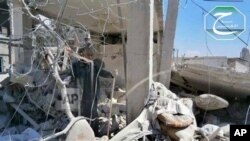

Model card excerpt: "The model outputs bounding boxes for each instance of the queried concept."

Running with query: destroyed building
[0,0,249,141]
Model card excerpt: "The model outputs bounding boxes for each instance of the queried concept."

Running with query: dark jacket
[72,59,112,135]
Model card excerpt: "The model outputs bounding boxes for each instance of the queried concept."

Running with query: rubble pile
[0,2,248,141]
[98,78,126,136]
[109,82,233,141]
[0,11,127,140]
[0,71,245,141]
[0,60,244,141]
[0,74,126,140]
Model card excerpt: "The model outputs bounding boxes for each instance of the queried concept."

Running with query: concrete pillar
[126,0,152,123]
[8,0,22,64]
[154,0,164,82]
[9,0,32,66]
[158,0,179,88]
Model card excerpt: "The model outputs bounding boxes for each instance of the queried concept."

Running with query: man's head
[78,47,94,60]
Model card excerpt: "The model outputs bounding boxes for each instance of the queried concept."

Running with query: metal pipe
[107,70,118,136]
[149,0,154,89]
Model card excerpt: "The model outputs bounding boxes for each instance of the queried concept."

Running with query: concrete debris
[96,136,109,141]
[153,82,179,100]
[110,82,197,141]
[98,102,126,116]
[0,67,238,141]
[194,94,229,110]
[172,57,250,97]
[98,96,126,136]
[219,124,230,138]
[0,128,41,141]
[39,120,55,130]
[195,124,229,141]
[0,12,98,140]
[9,72,33,86]
[1,125,27,136]
[113,89,126,104]
[99,77,126,104]
[199,124,224,138]
[1,69,235,141]
[152,82,197,141]
[0,2,246,140]
[110,81,235,141]
[110,108,159,141]
[65,119,96,141]
[99,115,126,136]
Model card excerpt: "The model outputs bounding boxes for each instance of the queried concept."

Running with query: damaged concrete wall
[98,43,159,89]
[178,57,228,68]
[99,44,125,88]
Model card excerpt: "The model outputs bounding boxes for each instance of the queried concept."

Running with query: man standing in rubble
[72,47,113,136]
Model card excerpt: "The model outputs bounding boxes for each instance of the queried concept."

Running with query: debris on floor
[0,71,242,141]
[0,128,41,141]
[0,1,247,140]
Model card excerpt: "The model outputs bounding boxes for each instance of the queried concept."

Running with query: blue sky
[163,0,250,57]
